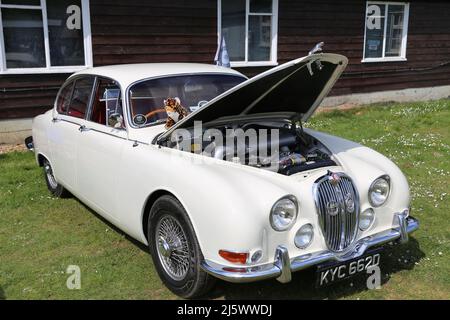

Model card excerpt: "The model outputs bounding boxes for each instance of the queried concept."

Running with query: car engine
[168,120,337,176]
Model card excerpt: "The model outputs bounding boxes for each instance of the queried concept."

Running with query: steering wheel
[144,108,166,119]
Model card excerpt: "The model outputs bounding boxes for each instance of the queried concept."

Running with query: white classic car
[27,52,419,298]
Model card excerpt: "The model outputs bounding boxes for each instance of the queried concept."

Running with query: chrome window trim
[54,74,96,120]
[85,75,127,133]
[54,79,75,116]
[54,74,129,138]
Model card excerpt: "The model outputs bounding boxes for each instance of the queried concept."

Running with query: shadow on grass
[76,200,149,253]
[75,197,425,299]
[205,238,424,300]
[0,287,5,300]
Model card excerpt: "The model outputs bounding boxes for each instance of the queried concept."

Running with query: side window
[67,77,95,119]
[56,81,74,114]
[89,78,124,128]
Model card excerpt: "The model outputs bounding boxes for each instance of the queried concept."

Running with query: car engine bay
[165,118,337,176]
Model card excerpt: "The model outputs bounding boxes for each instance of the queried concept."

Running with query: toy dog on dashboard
[164,97,189,129]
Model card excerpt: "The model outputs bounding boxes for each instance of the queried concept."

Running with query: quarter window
[67,77,94,119]
[218,0,278,67]
[56,81,74,114]
[363,1,409,62]
[0,0,93,74]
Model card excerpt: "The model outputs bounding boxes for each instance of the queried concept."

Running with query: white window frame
[0,0,93,74]
[217,0,278,68]
[362,1,410,63]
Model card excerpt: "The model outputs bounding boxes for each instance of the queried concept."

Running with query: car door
[49,76,95,192]
[76,77,127,223]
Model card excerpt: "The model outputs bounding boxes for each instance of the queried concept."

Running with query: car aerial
[26,52,419,298]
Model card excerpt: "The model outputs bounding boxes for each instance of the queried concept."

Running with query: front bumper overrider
[201,213,419,283]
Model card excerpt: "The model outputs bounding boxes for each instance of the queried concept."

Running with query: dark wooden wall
[1,0,449,120]
[274,0,450,96]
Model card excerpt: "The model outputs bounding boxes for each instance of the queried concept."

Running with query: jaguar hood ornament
[328,171,341,186]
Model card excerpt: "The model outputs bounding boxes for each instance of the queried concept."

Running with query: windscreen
[128,74,246,127]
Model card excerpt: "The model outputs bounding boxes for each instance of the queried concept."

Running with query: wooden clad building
[0,0,449,125]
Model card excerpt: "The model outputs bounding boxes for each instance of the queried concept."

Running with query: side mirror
[108,113,124,129]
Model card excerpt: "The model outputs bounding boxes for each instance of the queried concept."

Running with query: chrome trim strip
[201,214,419,283]
[80,127,128,141]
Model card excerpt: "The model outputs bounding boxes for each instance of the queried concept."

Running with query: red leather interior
[68,108,84,118]
[90,87,106,125]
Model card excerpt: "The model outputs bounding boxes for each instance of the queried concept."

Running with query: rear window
[128,74,245,127]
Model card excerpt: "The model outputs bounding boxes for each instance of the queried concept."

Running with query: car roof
[70,63,246,88]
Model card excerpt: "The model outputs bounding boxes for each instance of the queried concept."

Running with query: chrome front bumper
[201,213,419,283]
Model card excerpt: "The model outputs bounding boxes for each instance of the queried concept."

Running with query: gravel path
[0,144,27,154]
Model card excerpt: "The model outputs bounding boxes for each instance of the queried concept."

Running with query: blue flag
[214,36,230,68]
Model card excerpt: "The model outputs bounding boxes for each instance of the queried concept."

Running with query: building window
[0,0,92,74]
[363,1,409,62]
[218,0,278,67]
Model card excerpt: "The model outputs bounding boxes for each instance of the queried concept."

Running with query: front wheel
[148,195,215,298]
[42,159,70,198]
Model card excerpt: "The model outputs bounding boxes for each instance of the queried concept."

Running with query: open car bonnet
[158,53,348,142]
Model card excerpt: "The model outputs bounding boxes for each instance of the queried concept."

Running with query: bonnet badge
[328,171,341,186]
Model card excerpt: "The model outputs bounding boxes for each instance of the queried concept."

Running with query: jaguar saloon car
[27,52,419,298]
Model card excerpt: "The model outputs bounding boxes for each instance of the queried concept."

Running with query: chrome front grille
[313,173,360,252]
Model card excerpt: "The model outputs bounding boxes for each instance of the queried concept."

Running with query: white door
[75,77,128,223]
[49,76,96,192]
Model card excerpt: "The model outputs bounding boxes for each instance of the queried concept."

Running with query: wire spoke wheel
[155,214,190,281]
[44,162,58,189]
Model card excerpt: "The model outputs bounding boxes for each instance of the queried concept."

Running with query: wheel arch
[142,189,197,243]
[37,153,46,167]
[37,152,55,172]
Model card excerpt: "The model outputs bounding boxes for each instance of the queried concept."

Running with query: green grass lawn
[0,99,449,300]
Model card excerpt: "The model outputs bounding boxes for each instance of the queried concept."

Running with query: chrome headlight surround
[368,175,391,207]
[270,195,298,232]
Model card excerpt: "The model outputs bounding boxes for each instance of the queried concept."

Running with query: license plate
[316,251,381,287]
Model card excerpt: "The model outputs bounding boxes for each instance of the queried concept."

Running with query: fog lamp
[359,208,375,231]
[294,224,314,249]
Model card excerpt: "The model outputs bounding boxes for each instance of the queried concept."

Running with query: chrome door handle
[78,125,91,132]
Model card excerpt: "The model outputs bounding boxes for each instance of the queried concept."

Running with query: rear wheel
[42,159,70,198]
[148,195,215,298]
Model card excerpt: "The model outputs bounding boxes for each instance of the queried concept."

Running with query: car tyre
[148,195,215,298]
[42,159,70,198]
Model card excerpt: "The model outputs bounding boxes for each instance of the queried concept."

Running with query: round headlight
[270,196,298,231]
[369,176,390,207]
[294,224,314,249]
[359,208,375,230]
